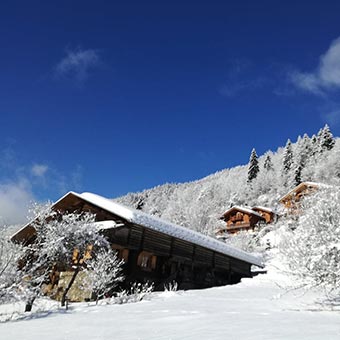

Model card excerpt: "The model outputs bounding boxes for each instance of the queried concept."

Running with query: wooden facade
[251,207,276,224]
[11,192,263,301]
[216,206,266,236]
[279,182,319,214]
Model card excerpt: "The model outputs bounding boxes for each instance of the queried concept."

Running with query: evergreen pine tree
[282,139,293,174]
[316,127,323,152]
[294,133,311,172]
[294,164,302,186]
[319,124,335,151]
[247,148,259,183]
[263,154,274,171]
[301,133,312,160]
[311,134,318,156]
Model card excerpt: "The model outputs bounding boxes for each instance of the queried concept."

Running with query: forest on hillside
[116,125,339,235]
[2,124,340,315]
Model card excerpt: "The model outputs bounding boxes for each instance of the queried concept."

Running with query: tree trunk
[25,297,36,312]
[61,267,80,307]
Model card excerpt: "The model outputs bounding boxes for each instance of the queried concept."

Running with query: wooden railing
[227,222,251,229]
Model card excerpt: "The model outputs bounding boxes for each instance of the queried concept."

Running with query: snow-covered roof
[252,206,276,214]
[278,182,326,202]
[77,192,263,267]
[11,191,263,267]
[93,220,125,230]
[221,206,264,219]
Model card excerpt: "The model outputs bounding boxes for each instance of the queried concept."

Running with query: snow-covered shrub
[83,248,124,304]
[164,281,178,292]
[0,230,24,303]
[279,187,340,295]
[224,225,272,254]
[112,282,154,304]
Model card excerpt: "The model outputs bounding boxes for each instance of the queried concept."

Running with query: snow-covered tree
[247,148,259,183]
[293,164,302,186]
[279,187,340,295]
[282,139,293,175]
[19,206,118,310]
[318,124,335,152]
[0,230,24,302]
[281,139,295,188]
[263,154,274,171]
[298,134,311,166]
[292,134,311,185]
[310,134,318,156]
[115,127,339,236]
[84,248,124,304]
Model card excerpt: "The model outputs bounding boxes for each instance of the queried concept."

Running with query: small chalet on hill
[217,206,266,236]
[12,192,263,300]
[279,182,321,214]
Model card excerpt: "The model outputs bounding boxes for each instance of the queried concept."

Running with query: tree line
[247,124,335,187]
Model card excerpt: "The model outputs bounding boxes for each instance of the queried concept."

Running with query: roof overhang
[221,206,265,220]
[279,182,320,203]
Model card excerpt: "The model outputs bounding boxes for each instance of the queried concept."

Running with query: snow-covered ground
[1,266,340,340]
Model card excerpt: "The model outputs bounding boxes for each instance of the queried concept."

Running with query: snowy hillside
[1,263,340,339]
[115,126,340,235]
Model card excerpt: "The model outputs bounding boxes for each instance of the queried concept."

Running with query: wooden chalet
[279,182,320,214]
[251,206,277,224]
[11,192,263,300]
[216,206,266,236]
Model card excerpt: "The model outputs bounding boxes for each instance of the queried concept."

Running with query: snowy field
[1,267,340,340]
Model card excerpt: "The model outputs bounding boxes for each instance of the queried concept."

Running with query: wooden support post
[139,228,145,250]
[126,226,132,246]
[169,237,174,257]
[191,245,196,270]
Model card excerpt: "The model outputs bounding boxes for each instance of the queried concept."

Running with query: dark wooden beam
[169,237,174,257]
[139,228,146,250]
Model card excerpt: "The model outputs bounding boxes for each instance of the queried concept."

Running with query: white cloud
[220,58,270,97]
[0,181,34,226]
[220,77,267,97]
[0,141,85,227]
[325,109,340,126]
[55,48,100,83]
[0,162,83,227]
[53,165,83,195]
[291,37,340,95]
[31,164,48,177]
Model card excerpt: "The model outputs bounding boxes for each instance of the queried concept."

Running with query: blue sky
[1,0,340,223]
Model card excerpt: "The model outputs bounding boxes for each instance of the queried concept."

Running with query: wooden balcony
[216,222,253,235]
[227,223,252,233]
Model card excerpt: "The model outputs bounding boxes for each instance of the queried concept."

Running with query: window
[72,244,93,265]
[236,212,243,220]
[111,245,129,262]
[137,251,157,271]
[119,249,129,262]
